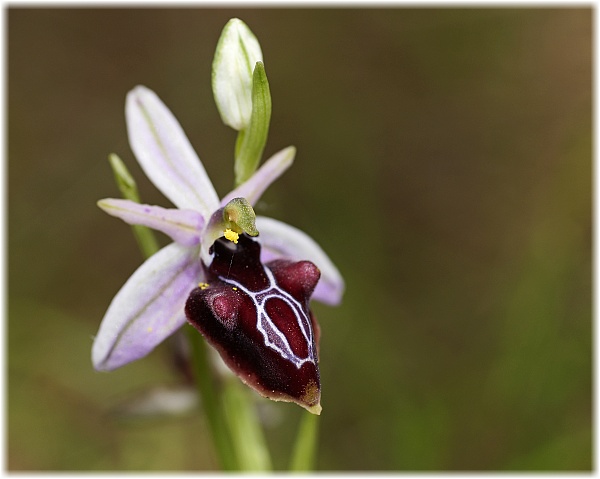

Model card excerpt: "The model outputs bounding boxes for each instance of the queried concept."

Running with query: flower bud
[212,18,263,130]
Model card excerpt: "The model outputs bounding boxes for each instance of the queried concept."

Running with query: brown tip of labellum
[301,379,322,415]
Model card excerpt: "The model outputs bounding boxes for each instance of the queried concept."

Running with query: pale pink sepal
[98,198,203,247]
[255,216,345,306]
[92,242,202,371]
[126,85,220,217]
[220,146,295,207]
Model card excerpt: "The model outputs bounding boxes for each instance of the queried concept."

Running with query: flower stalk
[289,412,320,471]
[186,325,239,470]
[222,377,272,471]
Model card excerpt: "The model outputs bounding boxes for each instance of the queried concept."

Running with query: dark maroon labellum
[185,234,322,414]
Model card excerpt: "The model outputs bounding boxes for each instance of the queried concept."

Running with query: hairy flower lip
[186,235,323,414]
[93,86,344,372]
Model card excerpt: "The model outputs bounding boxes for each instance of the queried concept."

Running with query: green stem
[289,412,319,471]
[186,326,238,471]
[222,377,272,471]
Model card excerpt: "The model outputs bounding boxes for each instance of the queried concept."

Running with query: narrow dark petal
[185,234,323,414]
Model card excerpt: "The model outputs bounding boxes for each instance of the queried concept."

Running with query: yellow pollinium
[224,228,239,244]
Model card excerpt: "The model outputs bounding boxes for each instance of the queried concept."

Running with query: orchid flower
[92,85,344,413]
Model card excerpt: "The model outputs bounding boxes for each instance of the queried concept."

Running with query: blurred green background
[8,7,591,471]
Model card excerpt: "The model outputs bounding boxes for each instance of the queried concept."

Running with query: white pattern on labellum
[218,268,316,369]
